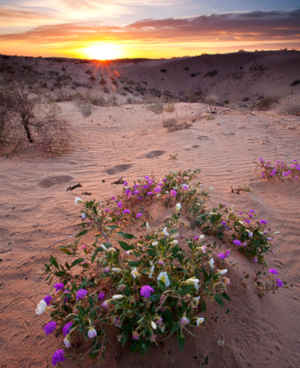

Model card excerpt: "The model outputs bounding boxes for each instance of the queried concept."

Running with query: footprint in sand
[105,164,133,175]
[39,175,73,188]
[144,150,166,159]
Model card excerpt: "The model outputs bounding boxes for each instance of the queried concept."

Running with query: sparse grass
[147,103,164,114]
[74,98,93,117]
[163,118,193,132]
[164,103,175,113]
[255,97,279,111]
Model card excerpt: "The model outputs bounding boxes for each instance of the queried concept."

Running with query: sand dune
[0,52,300,367]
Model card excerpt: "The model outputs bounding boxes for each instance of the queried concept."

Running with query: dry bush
[164,103,175,113]
[162,118,192,132]
[74,97,93,117]
[147,103,164,114]
[255,96,279,111]
[0,83,70,156]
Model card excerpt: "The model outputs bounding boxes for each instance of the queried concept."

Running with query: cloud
[0,8,299,57]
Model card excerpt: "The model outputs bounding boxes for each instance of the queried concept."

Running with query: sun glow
[82,43,124,60]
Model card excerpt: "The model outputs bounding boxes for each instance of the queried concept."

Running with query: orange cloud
[0,9,299,58]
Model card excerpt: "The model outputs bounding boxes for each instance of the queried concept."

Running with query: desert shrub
[255,97,278,111]
[0,84,70,155]
[162,118,192,132]
[37,170,284,365]
[257,158,300,180]
[147,103,164,114]
[76,101,92,117]
[290,80,300,87]
[164,103,175,113]
[204,70,218,78]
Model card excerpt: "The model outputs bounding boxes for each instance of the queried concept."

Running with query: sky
[0,0,299,59]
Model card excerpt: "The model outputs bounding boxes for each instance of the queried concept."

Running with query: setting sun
[82,43,124,60]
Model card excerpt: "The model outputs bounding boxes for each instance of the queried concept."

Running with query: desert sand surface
[0,52,300,367]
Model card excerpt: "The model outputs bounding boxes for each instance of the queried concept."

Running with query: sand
[0,52,300,367]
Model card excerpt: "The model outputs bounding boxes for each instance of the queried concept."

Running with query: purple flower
[271,168,277,176]
[147,191,153,196]
[218,249,231,260]
[276,278,284,288]
[43,295,52,306]
[98,292,105,300]
[221,221,227,226]
[193,235,199,241]
[154,186,161,193]
[233,239,242,246]
[259,157,264,164]
[269,268,279,275]
[54,283,64,292]
[52,349,65,366]
[111,196,116,201]
[123,181,128,186]
[123,208,131,214]
[63,321,73,337]
[253,256,258,263]
[182,184,189,190]
[170,189,177,197]
[140,285,154,298]
[44,321,57,336]
[144,176,150,180]
[117,201,122,208]
[133,190,139,195]
[143,184,150,189]
[260,219,268,225]
[104,208,110,213]
[132,331,140,340]
[244,218,251,224]
[136,212,142,218]
[76,288,88,300]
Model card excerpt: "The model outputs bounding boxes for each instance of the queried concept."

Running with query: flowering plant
[257,158,300,180]
[37,170,284,366]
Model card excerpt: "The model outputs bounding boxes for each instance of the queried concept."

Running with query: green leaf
[214,294,224,306]
[222,292,231,301]
[70,258,84,268]
[76,229,88,238]
[119,241,134,251]
[59,247,73,255]
[50,256,59,269]
[118,231,135,239]
[128,261,141,267]
[177,335,185,350]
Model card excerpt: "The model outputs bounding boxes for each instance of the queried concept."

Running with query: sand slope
[0,100,300,367]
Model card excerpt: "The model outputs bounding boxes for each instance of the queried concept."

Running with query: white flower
[81,212,86,220]
[111,267,122,273]
[152,241,158,246]
[209,258,215,270]
[180,316,190,327]
[151,321,157,330]
[218,269,228,276]
[200,245,207,254]
[171,239,178,245]
[100,243,107,251]
[196,317,205,326]
[238,221,245,226]
[74,196,82,205]
[157,271,170,287]
[162,227,169,237]
[35,299,47,315]
[193,296,201,307]
[131,268,140,279]
[274,231,280,235]
[199,234,205,240]
[149,264,155,278]
[146,222,151,231]
[209,186,214,191]
[107,247,116,253]
[246,230,253,238]
[112,294,124,300]
[176,203,182,212]
[184,277,200,291]
[64,337,71,348]
[88,327,97,339]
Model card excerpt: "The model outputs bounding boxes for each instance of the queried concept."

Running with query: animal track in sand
[39,175,73,188]
[144,150,166,158]
[105,164,133,175]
